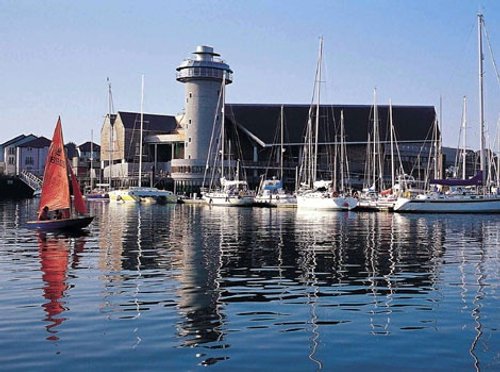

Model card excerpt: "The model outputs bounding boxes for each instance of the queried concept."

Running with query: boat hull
[203,192,254,206]
[254,194,297,208]
[26,216,94,231]
[129,187,178,204]
[296,193,358,210]
[394,194,500,213]
[0,176,35,200]
[108,189,140,203]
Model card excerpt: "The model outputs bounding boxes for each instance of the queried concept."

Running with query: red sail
[68,158,88,215]
[38,117,71,216]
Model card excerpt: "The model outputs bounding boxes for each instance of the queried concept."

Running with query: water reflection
[37,231,86,341]
[8,199,495,370]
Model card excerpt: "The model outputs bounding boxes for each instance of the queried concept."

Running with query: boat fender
[276,195,279,200]
[209,198,213,204]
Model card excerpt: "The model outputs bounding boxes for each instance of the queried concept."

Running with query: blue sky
[1,0,500,148]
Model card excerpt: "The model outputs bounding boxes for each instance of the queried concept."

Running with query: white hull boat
[296,191,358,211]
[394,192,500,213]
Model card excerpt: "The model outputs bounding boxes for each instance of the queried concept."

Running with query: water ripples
[0,200,499,370]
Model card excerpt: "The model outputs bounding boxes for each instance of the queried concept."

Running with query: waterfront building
[16,136,51,176]
[0,134,39,175]
[100,111,177,188]
[97,45,440,195]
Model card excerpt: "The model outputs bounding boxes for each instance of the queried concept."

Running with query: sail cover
[38,117,71,214]
[430,171,483,186]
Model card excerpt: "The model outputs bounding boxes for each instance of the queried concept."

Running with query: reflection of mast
[469,228,486,372]
[132,206,143,348]
[306,245,322,370]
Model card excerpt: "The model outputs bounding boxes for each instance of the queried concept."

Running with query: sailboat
[394,13,500,213]
[84,129,109,201]
[27,117,94,231]
[201,72,255,206]
[295,37,358,211]
[108,76,178,204]
[254,105,296,207]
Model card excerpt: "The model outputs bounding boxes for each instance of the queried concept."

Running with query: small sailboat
[295,38,357,211]
[201,72,255,206]
[27,117,94,231]
[254,105,296,207]
[107,76,178,204]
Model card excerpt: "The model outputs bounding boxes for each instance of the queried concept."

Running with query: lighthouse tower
[177,46,232,160]
[172,45,233,192]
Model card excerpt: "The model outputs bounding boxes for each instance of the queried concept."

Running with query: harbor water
[0,199,498,371]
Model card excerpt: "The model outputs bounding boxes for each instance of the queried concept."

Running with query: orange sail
[38,117,71,216]
[68,158,88,215]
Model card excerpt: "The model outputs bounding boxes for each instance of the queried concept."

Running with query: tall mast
[372,88,378,189]
[280,105,284,180]
[313,37,323,182]
[497,116,500,188]
[462,96,467,179]
[90,129,94,190]
[478,13,486,181]
[389,99,395,189]
[221,72,226,181]
[139,75,144,188]
[340,110,345,191]
[107,78,113,188]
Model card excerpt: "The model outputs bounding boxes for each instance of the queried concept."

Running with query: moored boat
[26,117,94,231]
[395,14,500,214]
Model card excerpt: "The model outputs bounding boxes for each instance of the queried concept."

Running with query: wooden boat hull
[26,216,94,231]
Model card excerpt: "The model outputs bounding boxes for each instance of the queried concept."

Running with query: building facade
[96,45,440,194]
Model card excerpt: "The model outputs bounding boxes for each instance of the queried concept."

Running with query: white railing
[20,170,43,191]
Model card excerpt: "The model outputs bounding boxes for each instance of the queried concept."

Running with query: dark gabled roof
[1,134,39,147]
[118,111,177,134]
[79,141,100,152]
[20,136,51,148]
[1,134,27,147]
[225,103,437,146]
[65,142,78,158]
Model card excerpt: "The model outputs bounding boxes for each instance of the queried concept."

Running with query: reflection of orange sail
[38,117,71,217]
[38,233,69,340]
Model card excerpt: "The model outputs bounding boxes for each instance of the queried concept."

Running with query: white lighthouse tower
[171,45,233,192]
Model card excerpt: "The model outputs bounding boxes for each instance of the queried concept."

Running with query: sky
[1,0,500,149]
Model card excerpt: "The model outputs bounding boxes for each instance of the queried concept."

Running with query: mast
[280,105,284,181]
[221,71,226,181]
[372,88,379,189]
[139,75,144,187]
[478,13,486,183]
[462,96,467,179]
[497,116,500,188]
[389,100,395,189]
[340,110,345,191]
[313,37,323,182]
[107,78,113,189]
[90,130,94,190]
